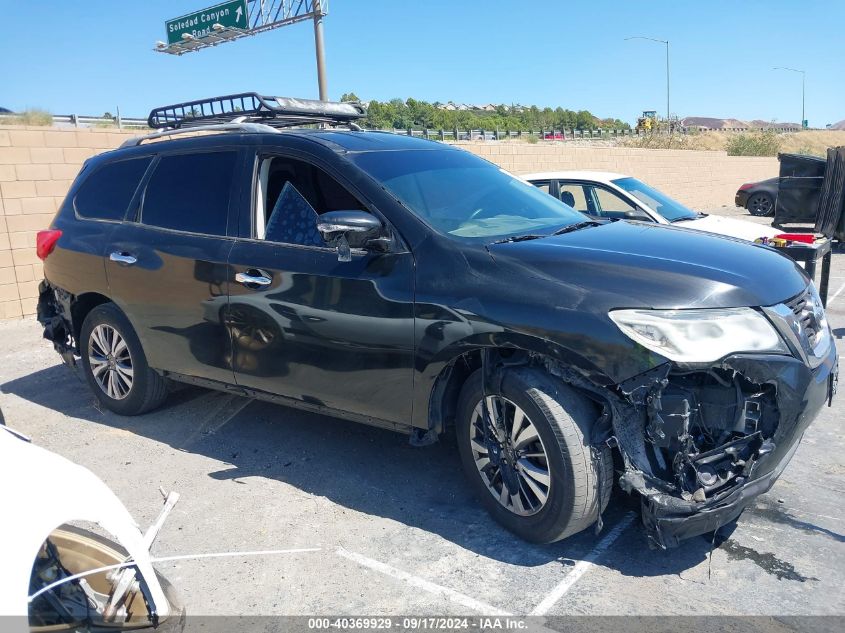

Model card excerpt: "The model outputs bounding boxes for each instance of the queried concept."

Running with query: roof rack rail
[119,121,283,148]
[147,92,366,130]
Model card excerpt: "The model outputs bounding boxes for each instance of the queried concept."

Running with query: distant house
[456,103,470,111]
[439,102,457,111]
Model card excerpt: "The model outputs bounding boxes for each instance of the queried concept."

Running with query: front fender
[411,327,621,432]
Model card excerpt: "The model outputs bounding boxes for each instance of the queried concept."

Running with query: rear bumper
[735,190,750,208]
[37,280,76,362]
[634,347,837,549]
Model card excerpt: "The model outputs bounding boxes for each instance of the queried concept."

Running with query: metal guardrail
[0,113,804,139]
[0,113,148,129]
[383,126,802,141]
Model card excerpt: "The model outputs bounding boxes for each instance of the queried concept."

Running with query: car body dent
[0,427,170,627]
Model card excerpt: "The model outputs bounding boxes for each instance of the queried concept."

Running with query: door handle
[235,271,272,288]
[110,252,137,266]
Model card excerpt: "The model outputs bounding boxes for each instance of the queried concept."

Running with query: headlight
[609,307,788,363]
[806,283,831,361]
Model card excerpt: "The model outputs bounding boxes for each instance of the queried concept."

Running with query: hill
[681,116,801,130]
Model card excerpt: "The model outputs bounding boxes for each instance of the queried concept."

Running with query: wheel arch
[421,333,615,435]
[71,292,113,345]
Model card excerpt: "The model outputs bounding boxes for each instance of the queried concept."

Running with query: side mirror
[317,211,387,262]
[625,209,653,222]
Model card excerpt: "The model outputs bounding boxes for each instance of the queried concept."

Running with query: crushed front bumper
[616,346,837,549]
[642,437,800,548]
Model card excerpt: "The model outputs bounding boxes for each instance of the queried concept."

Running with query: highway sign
[166,0,249,45]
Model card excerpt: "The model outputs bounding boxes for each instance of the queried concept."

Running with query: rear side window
[74,157,152,221]
[141,152,237,235]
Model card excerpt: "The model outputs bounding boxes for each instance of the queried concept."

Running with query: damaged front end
[590,285,839,548]
[613,350,836,548]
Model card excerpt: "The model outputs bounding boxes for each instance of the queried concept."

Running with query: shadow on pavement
[0,363,805,576]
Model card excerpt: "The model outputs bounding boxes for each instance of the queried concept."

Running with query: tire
[746,192,774,217]
[80,303,168,415]
[456,367,613,543]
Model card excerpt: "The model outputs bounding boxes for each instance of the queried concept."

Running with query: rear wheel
[747,192,774,216]
[456,367,613,543]
[80,303,168,415]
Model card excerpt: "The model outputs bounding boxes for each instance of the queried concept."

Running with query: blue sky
[1,0,843,126]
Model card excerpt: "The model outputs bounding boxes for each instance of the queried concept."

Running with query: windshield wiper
[551,220,601,235]
[490,234,546,245]
[671,213,707,223]
[490,220,600,245]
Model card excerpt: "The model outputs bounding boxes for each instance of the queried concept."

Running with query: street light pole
[626,36,670,126]
[773,66,806,128]
[313,0,328,101]
[665,40,670,128]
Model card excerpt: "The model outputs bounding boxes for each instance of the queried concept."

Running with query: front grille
[786,289,818,342]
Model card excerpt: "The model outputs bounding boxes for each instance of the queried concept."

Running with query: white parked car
[0,423,183,632]
[523,171,781,242]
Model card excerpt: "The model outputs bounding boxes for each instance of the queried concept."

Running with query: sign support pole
[313,0,328,101]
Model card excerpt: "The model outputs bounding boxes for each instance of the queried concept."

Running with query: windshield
[352,149,586,240]
[611,176,698,222]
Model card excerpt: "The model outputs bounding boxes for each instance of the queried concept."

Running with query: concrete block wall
[0,127,780,321]
[0,125,139,319]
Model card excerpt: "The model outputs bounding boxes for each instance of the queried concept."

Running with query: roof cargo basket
[147,92,366,129]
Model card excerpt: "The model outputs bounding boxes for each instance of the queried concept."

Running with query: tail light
[738,183,754,191]
[36,229,62,261]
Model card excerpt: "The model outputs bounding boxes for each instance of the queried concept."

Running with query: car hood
[487,220,807,309]
[676,214,781,241]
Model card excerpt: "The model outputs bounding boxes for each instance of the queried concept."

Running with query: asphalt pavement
[0,206,842,622]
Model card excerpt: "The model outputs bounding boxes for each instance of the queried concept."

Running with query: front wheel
[80,303,168,415]
[456,367,612,543]
[747,192,774,216]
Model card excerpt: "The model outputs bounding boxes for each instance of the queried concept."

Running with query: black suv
[37,94,837,548]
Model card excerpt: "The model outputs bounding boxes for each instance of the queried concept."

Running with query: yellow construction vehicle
[636,110,659,132]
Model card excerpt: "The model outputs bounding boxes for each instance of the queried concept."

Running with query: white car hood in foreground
[680,214,781,242]
[0,428,168,629]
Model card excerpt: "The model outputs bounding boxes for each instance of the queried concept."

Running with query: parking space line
[336,547,513,616]
[530,512,637,616]
[182,392,251,447]
[826,281,845,306]
[31,547,322,602]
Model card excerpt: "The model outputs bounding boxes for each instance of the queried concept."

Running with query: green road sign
[166,0,249,45]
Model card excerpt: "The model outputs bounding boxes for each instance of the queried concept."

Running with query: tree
[575,110,597,130]
[340,92,360,102]
[354,95,625,131]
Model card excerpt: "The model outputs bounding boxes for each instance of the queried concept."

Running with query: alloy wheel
[88,324,134,400]
[469,395,551,516]
[749,194,773,216]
